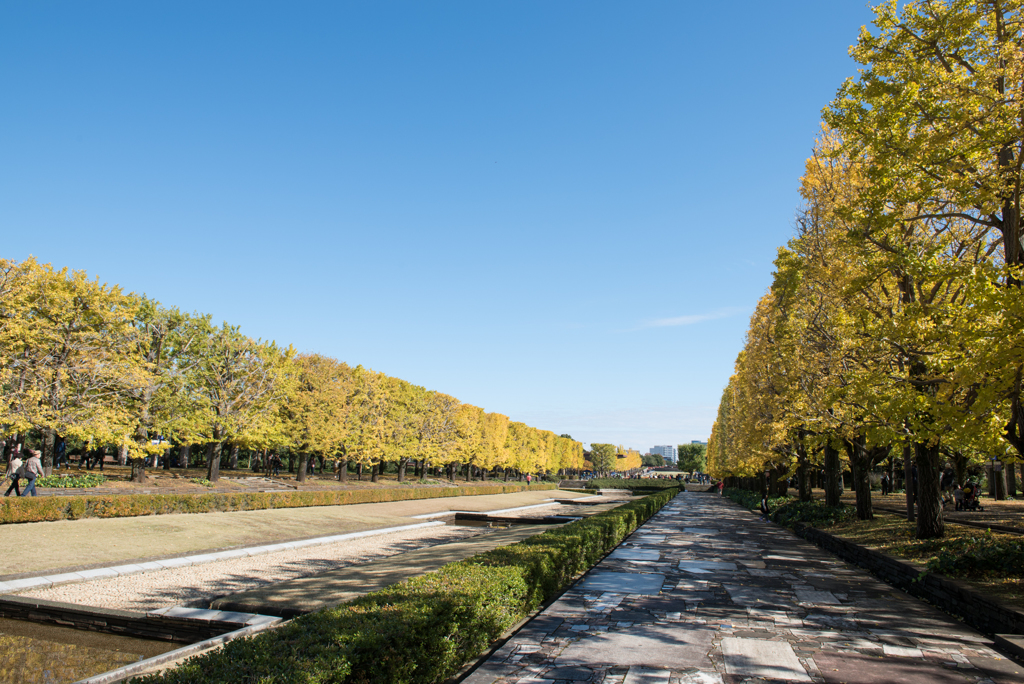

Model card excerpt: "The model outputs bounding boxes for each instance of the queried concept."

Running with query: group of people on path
[4,448,44,497]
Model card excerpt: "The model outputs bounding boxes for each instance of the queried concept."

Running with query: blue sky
[1,1,876,450]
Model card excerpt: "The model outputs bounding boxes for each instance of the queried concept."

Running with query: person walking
[4,455,23,497]
[20,449,44,496]
[880,472,890,496]
[717,480,725,496]
[526,473,532,486]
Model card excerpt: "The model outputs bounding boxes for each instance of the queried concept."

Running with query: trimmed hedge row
[0,483,557,525]
[585,478,681,491]
[135,488,678,684]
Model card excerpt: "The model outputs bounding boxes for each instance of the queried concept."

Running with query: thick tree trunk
[797,444,811,502]
[503,468,510,482]
[228,444,239,470]
[1007,461,1018,497]
[118,443,129,466]
[338,457,348,482]
[903,445,916,523]
[178,445,190,469]
[914,441,944,539]
[465,463,471,482]
[481,467,488,481]
[397,458,407,482]
[824,441,842,507]
[370,461,379,483]
[42,428,55,476]
[296,453,308,483]
[206,432,224,482]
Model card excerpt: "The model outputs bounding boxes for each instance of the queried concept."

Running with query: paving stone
[883,644,924,658]
[622,666,670,684]
[555,624,715,668]
[720,637,811,682]
[813,652,979,683]
[794,588,840,605]
[609,549,660,561]
[545,665,593,680]
[575,572,665,595]
[681,528,718,535]
[678,560,737,574]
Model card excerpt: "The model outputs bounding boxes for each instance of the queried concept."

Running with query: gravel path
[21,525,486,612]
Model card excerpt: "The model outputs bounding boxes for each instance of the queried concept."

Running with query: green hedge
[926,530,1024,579]
[134,488,677,684]
[0,483,556,525]
[584,479,681,491]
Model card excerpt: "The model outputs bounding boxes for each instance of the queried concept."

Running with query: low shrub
[584,478,681,492]
[135,488,677,684]
[722,488,791,513]
[189,477,213,487]
[926,530,1024,579]
[36,473,107,488]
[770,499,855,528]
[0,483,557,525]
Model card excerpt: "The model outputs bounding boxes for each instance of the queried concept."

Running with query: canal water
[0,618,176,684]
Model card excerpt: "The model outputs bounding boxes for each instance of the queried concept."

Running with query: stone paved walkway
[465,491,1024,684]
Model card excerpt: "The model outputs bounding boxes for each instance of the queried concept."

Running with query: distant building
[649,445,677,463]
[691,440,707,445]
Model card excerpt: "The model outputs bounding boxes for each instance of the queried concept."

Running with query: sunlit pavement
[464,492,1024,684]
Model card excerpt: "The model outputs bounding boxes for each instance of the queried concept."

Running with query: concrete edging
[71,615,283,684]
[793,521,1024,636]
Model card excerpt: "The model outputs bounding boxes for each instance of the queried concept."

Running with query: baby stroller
[962,483,984,511]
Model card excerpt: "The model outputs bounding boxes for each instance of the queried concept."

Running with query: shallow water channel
[0,618,176,684]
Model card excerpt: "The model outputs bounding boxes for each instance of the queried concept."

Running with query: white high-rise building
[649,445,677,463]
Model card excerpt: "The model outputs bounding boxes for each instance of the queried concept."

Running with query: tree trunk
[903,444,916,523]
[118,443,129,466]
[178,445,190,469]
[503,468,510,482]
[228,443,239,470]
[370,461,379,483]
[397,457,407,482]
[994,463,1007,500]
[824,441,842,507]
[465,463,471,482]
[481,467,488,481]
[206,432,224,482]
[448,463,456,482]
[797,444,812,502]
[130,455,148,483]
[914,441,944,539]
[338,457,348,482]
[1007,460,1018,497]
[42,428,56,476]
[296,453,308,483]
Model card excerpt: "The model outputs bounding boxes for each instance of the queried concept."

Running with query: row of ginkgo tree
[0,256,590,483]
[709,0,1024,540]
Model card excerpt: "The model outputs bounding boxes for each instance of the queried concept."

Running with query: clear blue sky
[1,2,876,451]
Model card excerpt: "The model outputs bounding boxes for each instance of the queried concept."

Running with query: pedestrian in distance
[759,495,771,521]
[953,484,964,511]
[19,449,44,497]
[4,456,22,497]
[717,480,725,497]
[526,473,532,486]
[880,472,890,496]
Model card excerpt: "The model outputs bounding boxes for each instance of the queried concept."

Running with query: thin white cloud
[642,307,742,329]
